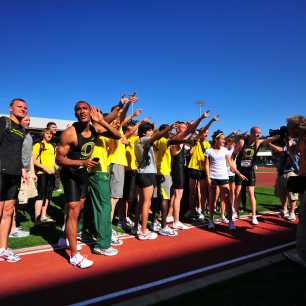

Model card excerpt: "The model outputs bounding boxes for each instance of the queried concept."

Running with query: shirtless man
[56,101,99,268]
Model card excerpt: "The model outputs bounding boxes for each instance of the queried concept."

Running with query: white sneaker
[221,216,229,224]
[197,213,205,221]
[111,234,123,246]
[93,246,118,256]
[0,248,21,262]
[57,237,82,251]
[228,221,236,230]
[207,220,216,230]
[166,216,174,223]
[126,217,134,227]
[150,221,161,232]
[251,216,259,225]
[232,211,238,220]
[9,228,30,238]
[138,231,158,240]
[172,221,190,230]
[281,210,290,219]
[69,253,94,268]
[159,226,178,237]
[287,212,296,222]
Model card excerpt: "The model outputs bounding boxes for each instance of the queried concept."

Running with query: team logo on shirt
[80,141,95,159]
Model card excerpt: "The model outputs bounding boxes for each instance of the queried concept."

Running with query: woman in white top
[205,130,247,230]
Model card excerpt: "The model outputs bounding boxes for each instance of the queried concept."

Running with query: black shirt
[0,117,26,175]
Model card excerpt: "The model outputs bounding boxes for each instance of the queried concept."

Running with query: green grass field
[9,186,282,250]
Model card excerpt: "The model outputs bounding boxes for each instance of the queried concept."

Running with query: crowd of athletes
[0,97,305,268]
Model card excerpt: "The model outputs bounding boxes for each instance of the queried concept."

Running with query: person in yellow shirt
[87,115,122,256]
[33,128,56,224]
[185,116,219,220]
[107,95,138,244]
[121,120,139,230]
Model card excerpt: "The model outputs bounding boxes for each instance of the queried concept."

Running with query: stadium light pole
[196,100,205,116]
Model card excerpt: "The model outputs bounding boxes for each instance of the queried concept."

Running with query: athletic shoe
[207,220,216,230]
[40,215,55,223]
[221,216,229,224]
[93,246,118,256]
[69,253,93,269]
[126,217,134,227]
[57,237,82,251]
[111,230,123,246]
[117,221,131,231]
[150,221,161,232]
[166,216,174,223]
[228,221,236,231]
[284,250,306,268]
[138,231,158,240]
[281,209,290,219]
[9,228,30,238]
[287,212,296,222]
[0,248,21,262]
[232,211,238,220]
[172,221,189,230]
[77,232,95,243]
[159,226,178,237]
[197,213,205,221]
[131,227,139,236]
[251,216,259,225]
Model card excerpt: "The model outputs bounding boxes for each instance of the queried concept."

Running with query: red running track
[256,171,277,187]
[0,214,296,306]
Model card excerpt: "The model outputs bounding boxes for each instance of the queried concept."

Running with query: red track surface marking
[256,172,277,187]
[0,214,296,306]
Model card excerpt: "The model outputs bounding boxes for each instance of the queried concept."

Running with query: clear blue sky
[1,0,305,135]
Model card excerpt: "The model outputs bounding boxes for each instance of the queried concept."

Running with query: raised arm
[268,142,284,154]
[175,111,209,140]
[121,108,143,127]
[118,95,138,124]
[90,106,121,139]
[197,115,220,141]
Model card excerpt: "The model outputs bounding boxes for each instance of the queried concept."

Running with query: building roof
[0,114,74,131]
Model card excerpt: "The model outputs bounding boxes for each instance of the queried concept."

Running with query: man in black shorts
[232,127,279,224]
[56,101,99,268]
[0,98,28,262]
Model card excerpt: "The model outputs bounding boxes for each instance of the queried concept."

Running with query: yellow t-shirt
[107,128,128,166]
[188,140,211,171]
[33,141,56,174]
[91,136,110,173]
[126,135,139,171]
[154,137,171,176]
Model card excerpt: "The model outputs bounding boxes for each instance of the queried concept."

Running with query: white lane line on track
[0,210,288,260]
[69,241,296,306]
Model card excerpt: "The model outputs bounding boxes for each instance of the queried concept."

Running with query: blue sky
[1,0,305,135]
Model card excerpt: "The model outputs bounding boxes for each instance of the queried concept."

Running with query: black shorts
[37,174,55,201]
[60,167,89,202]
[0,173,21,201]
[123,170,137,202]
[235,168,256,186]
[188,169,207,180]
[172,168,185,189]
[228,175,235,183]
[136,173,156,188]
[211,178,229,186]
